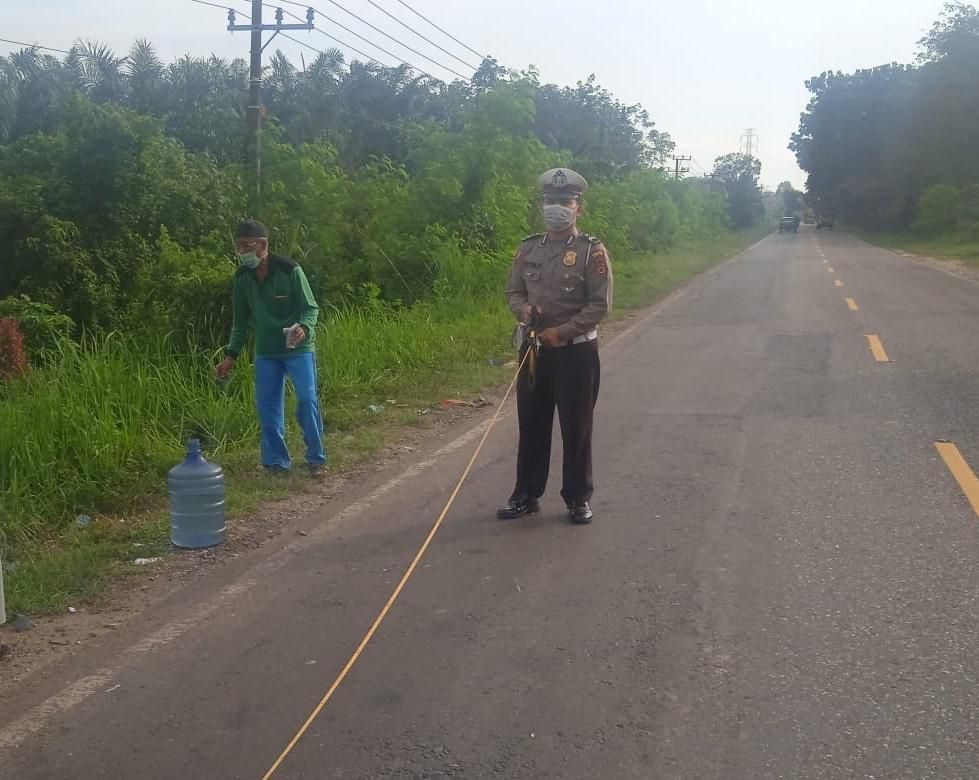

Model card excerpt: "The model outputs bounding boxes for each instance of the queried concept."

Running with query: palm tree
[125,39,163,115]
[161,54,247,162]
[2,47,79,141]
[0,55,21,142]
[66,40,127,104]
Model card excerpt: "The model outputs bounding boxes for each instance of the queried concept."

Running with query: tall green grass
[0,335,254,540]
[0,298,513,545]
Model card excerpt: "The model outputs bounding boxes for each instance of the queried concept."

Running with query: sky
[2,0,948,189]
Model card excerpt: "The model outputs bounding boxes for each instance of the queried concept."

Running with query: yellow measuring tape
[262,349,531,779]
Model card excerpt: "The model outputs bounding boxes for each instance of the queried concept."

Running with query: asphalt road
[2,228,978,779]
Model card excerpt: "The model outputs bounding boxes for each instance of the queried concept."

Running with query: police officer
[497,168,612,524]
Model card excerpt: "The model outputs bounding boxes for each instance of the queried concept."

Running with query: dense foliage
[790,3,979,235]
[0,42,732,355]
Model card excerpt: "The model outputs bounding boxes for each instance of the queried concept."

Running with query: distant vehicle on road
[778,216,799,233]
[803,214,815,224]
[816,214,835,230]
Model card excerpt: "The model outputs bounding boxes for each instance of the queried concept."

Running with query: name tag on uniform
[563,251,577,267]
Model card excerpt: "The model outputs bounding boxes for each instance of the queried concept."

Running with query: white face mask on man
[238,252,261,269]
[234,237,267,269]
[542,203,577,231]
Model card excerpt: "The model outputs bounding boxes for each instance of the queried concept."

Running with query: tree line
[0,39,759,363]
[790,2,979,235]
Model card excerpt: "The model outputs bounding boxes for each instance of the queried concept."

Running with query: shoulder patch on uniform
[591,246,609,275]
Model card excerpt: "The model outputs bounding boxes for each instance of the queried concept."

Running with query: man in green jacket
[215,219,326,475]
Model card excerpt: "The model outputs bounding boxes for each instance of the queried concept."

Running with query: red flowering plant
[0,317,29,380]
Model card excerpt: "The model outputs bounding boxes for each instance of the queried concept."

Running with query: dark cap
[537,168,588,196]
[235,219,269,239]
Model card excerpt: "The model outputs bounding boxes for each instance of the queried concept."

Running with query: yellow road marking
[935,442,979,518]
[834,279,844,287]
[846,298,858,311]
[865,334,890,362]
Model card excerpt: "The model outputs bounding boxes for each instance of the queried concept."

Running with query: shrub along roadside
[0,228,765,615]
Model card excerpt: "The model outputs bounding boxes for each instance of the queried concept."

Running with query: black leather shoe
[496,494,540,520]
[568,501,593,524]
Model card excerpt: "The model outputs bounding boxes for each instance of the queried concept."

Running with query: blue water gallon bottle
[168,439,226,549]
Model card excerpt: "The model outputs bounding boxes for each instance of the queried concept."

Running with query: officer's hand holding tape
[538,328,562,348]
[520,304,541,325]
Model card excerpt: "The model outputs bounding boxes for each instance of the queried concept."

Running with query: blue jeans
[255,353,326,469]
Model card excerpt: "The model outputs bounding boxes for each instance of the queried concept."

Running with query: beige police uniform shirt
[505,229,613,344]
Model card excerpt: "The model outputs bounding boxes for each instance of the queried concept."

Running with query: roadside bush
[912,184,962,235]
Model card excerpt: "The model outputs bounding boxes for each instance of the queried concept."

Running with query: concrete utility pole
[740,128,758,158]
[227,2,314,207]
[672,155,692,182]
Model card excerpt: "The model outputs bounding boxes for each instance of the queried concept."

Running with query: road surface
[2,228,978,779]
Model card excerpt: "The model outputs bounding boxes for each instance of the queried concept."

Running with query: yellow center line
[865,334,890,362]
[935,442,979,519]
[834,279,844,287]
[846,298,859,311]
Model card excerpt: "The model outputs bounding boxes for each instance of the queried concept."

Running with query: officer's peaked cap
[538,168,588,196]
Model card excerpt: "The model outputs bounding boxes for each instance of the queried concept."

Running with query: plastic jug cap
[185,439,204,464]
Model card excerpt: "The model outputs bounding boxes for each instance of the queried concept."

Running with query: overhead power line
[276,32,434,133]
[276,0,470,80]
[194,0,438,82]
[689,157,708,175]
[279,31,388,71]
[395,0,486,62]
[190,0,241,11]
[276,5,432,76]
[0,37,72,55]
[364,0,478,70]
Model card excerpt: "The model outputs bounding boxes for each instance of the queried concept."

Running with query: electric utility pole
[227,2,314,208]
[672,155,692,182]
[740,128,758,158]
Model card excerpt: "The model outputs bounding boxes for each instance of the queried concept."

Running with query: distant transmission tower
[740,128,758,157]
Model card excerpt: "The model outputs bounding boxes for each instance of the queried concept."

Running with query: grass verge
[0,227,768,615]
[853,230,979,267]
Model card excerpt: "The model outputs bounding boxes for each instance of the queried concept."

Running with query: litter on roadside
[440,397,491,409]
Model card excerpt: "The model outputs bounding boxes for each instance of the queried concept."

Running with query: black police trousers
[514,339,601,504]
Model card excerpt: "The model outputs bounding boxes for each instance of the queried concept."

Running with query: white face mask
[542,203,576,231]
[238,252,261,269]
